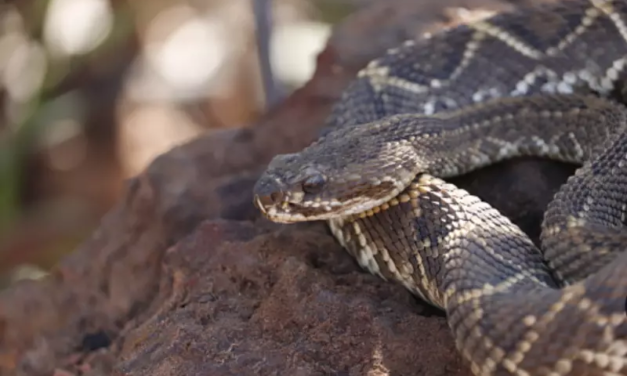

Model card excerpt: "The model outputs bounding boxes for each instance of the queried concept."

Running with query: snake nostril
[270,191,284,204]
[256,190,285,207]
[254,177,286,207]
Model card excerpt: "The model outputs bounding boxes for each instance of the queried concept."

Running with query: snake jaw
[253,170,413,223]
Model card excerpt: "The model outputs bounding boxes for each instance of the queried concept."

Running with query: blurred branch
[0,138,20,231]
[252,0,283,109]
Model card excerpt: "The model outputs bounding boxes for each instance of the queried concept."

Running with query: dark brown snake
[252,1,627,375]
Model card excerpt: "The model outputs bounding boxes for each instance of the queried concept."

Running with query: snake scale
[252,0,627,375]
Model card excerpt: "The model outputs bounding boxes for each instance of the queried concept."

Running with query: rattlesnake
[253,0,627,375]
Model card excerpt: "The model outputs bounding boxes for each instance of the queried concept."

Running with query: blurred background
[0,0,367,289]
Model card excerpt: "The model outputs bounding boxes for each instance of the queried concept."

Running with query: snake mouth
[253,170,415,223]
[254,189,407,223]
[254,194,339,223]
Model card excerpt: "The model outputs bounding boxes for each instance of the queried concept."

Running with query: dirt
[0,1,576,375]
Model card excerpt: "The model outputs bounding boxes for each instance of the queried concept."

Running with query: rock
[0,1,574,375]
[115,220,465,375]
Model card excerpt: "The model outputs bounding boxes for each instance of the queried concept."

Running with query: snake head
[253,118,427,223]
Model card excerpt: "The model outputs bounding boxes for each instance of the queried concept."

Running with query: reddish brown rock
[114,220,465,375]
[0,1,574,376]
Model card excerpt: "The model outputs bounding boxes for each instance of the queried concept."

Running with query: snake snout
[253,177,286,208]
[255,191,285,208]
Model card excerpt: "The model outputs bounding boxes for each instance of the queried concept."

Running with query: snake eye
[302,173,326,194]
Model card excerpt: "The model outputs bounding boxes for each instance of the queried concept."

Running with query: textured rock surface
[0,1,575,375]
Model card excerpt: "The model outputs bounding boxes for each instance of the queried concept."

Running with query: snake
[251,0,627,375]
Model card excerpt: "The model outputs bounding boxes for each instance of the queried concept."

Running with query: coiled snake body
[253,1,627,375]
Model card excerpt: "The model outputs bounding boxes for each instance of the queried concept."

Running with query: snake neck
[327,173,558,309]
